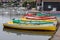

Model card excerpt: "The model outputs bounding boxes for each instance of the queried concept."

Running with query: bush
[22,1,36,8]
[0,3,2,7]
[22,1,27,7]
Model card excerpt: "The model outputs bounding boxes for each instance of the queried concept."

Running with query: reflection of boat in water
[3,28,56,36]
[3,12,58,31]
[3,28,56,40]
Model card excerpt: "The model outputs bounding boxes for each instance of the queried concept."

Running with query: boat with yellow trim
[3,12,58,31]
[3,17,57,31]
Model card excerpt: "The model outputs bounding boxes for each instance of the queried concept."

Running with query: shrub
[22,1,36,8]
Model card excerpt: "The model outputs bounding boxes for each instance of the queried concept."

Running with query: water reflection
[3,28,55,36]
[3,28,55,40]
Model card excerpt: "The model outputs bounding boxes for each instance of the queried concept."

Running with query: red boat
[24,13,56,20]
[25,16,56,20]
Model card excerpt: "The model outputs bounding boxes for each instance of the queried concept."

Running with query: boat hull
[3,23,57,31]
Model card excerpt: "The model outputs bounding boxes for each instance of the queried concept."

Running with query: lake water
[0,14,56,40]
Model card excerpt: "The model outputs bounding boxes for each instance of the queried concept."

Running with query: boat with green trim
[3,12,58,31]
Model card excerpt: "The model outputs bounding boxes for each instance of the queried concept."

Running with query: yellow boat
[3,21,57,31]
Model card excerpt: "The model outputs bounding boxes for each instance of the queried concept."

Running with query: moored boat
[3,12,58,31]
